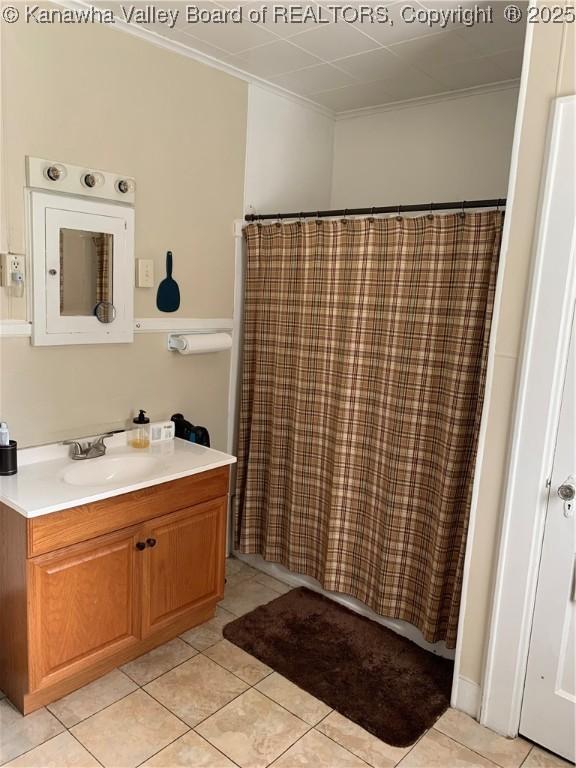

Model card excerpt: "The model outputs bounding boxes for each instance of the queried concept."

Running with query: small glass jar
[129,409,150,449]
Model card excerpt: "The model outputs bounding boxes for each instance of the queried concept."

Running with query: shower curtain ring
[396,204,402,221]
[427,202,434,220]
[460,201,466,219]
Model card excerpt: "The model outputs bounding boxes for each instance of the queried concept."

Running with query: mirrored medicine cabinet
[29,191,134,346]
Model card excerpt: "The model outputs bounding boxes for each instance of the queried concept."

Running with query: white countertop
[0,436,236,518]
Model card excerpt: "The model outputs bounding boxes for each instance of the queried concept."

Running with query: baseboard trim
[452,675,481,719]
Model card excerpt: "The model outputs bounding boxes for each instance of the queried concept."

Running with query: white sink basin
[63,455,160,487]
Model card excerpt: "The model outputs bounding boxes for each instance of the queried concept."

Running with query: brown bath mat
[223,586,453,747]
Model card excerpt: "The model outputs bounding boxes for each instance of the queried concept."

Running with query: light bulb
[116,178,136,194]
[81,171,104,189]
[44,163,67,182]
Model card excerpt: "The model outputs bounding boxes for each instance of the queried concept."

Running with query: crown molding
[50,0,335,119]
[335,79,521,121]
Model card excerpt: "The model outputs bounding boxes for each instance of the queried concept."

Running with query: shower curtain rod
[244,198,506,222]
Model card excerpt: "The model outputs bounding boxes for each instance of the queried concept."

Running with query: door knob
[146,538,157,548]
[558,478,576,501]
[558,476,575,518]
[136,541,146,551]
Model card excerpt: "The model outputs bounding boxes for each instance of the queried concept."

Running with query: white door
[520,310,576,762]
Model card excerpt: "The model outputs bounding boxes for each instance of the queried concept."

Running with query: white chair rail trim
[0,317,234,338]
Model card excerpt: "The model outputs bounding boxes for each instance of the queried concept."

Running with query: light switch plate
[137,259,154,288]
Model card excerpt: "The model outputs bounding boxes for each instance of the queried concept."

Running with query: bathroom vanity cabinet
[0,465,229,714]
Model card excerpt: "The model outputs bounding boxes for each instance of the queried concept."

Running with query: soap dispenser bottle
[129,409,150,449]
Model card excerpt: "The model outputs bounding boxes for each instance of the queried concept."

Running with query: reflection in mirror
[59,229,113,318]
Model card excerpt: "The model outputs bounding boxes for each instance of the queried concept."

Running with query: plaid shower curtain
[94,234,113,321]
[234,212,502,647]
[59,232,113,317]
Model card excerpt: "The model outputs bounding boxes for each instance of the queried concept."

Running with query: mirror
[59,229,114,322]
[31,189,134,346]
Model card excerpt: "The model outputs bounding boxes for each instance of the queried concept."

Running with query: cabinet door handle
[146,538,157,548]
[136,541,146,551]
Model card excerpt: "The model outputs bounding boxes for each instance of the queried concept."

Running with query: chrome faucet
[63,433,114,460]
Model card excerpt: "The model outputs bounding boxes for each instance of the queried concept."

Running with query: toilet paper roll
[171,333,232,355]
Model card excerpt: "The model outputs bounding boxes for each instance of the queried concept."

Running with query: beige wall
[460,18,576,685]
[331,86,519,209]
[0,17,247,448]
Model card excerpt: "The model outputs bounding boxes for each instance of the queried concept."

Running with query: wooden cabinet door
[141,497,227,636]
[28,527,140,691]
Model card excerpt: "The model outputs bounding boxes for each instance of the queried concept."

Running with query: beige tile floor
[0,558,573,768]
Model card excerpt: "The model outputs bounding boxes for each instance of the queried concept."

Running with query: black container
[0,440,17,476]
[171,414,210,447]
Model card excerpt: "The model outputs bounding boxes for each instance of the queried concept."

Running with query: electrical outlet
[0,254,25,288]
[137,258,154,288]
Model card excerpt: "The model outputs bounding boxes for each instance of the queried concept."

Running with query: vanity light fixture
[27,156,136,205]
[116,178,136,195]
[81,171,104,189]
[44,164,67,182]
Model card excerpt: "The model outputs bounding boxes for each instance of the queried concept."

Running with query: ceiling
[92,1,527,113]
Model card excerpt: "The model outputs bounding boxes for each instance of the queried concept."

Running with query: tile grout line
[120,644,199,687]
[0,708,106,768]
[520,746,535,768]
[391,727,434,767]
[310,721,375,768]
[52,675,193,764]
[200,646,276,687]
[0,702,70,767]
[29,603,263,766]
[247,679,327,724]
[189,730,244,768]
[139,666,258,742]
[48,684,139,731]
[132,728,244,768]
[131,726,193,768]
[178,669,316,765]
[67,729,106,768]
[180,655,365,767]
[314,708,428,768]
[431,724,517,768]
[135,686,193,732]
[311,711,381,767]
[261,721,316,767]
